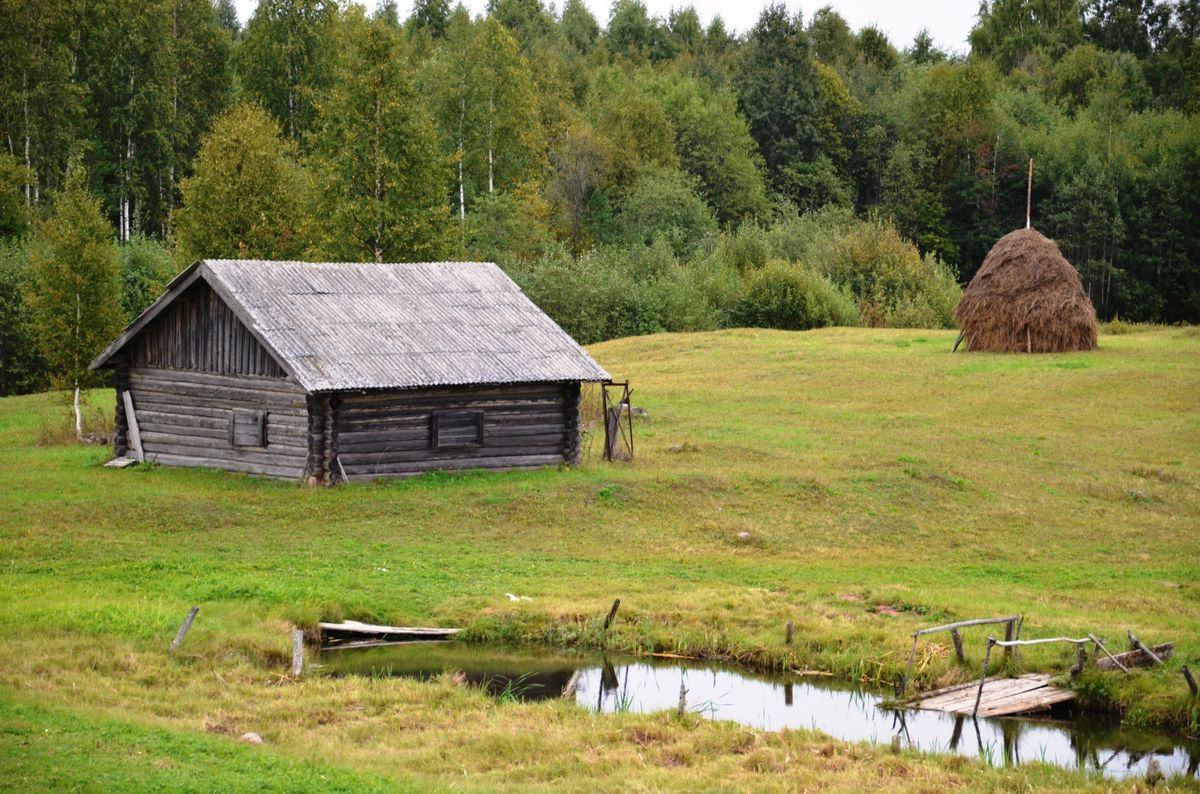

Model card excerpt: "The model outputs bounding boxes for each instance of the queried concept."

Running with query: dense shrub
[733,261,860,330]
[805,218,961,328]
[507,240,719,344]
[616,167,718,258]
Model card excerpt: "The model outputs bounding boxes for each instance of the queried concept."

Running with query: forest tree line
[1,0,1198,397]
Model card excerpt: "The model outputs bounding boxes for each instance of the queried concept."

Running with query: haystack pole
[1026,158,1033,230]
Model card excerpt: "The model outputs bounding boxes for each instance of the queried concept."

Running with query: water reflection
[319,644,1198,781]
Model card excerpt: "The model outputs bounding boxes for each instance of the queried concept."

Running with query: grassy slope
[0,326,1197,790]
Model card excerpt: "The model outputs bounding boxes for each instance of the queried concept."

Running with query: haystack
[955,228,1097,353]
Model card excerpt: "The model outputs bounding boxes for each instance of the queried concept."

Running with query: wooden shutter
[229,409,267,447]
[431,411,483,449]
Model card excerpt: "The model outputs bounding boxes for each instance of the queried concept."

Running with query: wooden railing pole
[900,635,919,698]
[973,639,995,717]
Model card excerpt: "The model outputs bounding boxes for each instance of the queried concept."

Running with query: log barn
[89,259,610,482]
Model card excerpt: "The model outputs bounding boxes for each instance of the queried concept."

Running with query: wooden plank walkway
[318,620,461,648]
[907,673,1075,717]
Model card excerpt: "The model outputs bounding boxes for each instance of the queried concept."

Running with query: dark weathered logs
[113,360,130,458]
[333,383,575,480]
[564,381,581,465]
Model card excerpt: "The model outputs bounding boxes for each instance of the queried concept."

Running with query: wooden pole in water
[1026,158,1034,230]
[603,598,621,631]
[973,638,995,717]
[677,681,688,718]
[169,606,199,654]
[900,635,919,698]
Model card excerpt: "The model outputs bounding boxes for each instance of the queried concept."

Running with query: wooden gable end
[127,281,287,379]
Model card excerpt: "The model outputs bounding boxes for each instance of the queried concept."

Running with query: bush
[616,167,718,258]
[732,261,860,330]
[806,218,960,328]
[713,220,770,271]
[507,240,720,344]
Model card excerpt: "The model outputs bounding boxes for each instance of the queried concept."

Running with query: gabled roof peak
[91,259,610,391]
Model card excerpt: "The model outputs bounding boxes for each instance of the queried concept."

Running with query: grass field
[1,326,1198,791]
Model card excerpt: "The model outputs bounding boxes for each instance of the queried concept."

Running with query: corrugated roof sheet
[102,259,609,392]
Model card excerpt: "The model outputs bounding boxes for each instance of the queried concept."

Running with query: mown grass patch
[1,327,1198,788]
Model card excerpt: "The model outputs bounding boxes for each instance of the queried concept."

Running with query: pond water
[317,643,1199,782]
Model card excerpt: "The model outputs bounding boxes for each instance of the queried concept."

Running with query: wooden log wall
[128,281,285,377]
[563,382,581,465]
[113,361,130,458]
[333,382,578,481]
[127,368,308,478]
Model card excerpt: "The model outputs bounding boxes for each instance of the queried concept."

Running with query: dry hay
[955,228,1097,353]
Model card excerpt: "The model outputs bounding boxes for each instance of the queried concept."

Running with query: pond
[316,642,1199,782]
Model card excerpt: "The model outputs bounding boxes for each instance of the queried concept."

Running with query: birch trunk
[23,69,32,205]
[74,291,82,439]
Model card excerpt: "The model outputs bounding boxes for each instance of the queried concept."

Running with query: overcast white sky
[233,1,977,53]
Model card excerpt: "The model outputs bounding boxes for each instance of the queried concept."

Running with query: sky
[232,1,978,54]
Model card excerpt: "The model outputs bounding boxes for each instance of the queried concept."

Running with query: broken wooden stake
[292,630,304,678]
[1070,643,1088,677]
[1183,665,1197,697]
[677,681,688,718]
[169,606,199,654]
[1127,631,1164,666]
[785,621,793,646]
[603,598,620,631]
[949,628,964,663]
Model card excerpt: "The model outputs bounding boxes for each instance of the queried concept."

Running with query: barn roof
[90,259,610,392]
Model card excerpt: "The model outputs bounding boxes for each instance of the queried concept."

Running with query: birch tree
[311,11,450,262]
[236,0,339,147]
[25,160,122,437]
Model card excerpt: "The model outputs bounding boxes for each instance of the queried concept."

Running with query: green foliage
[463,190,553,264]
[508,241,717,343]
[806,218,961,328]
[24,161,123,390]
[310,12,450,262]
[0,240,44,395]
[118,236,175,319]
[174,104,313,261]
[236,0,339,144]
[615,167,717,257]
[0,154,31,239]
[733,261,860,330]
[652,72,768,225]
[736,4,822,199]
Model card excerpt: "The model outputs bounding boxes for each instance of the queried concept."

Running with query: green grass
[1,326,1198,790]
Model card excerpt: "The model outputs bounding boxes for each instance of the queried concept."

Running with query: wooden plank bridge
[906,673,1075,718]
